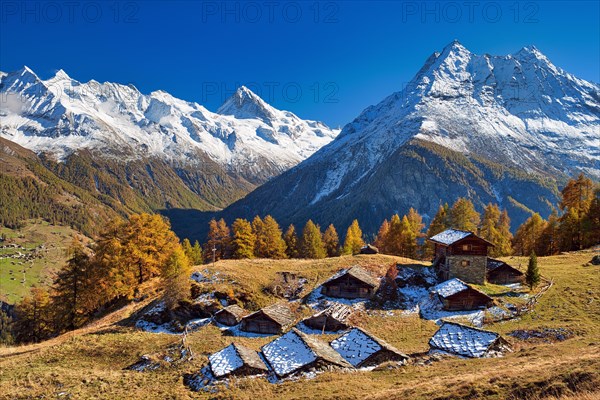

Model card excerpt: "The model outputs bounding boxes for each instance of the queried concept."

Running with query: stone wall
[446,255,487,284]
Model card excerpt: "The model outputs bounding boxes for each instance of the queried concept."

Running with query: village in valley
[127,228,555,392]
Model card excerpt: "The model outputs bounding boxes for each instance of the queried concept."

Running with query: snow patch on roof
[209,344,244,378]
[430,278,469,298]
[429,322,500,358]
[261,330,317,377]
[429,229,472,245]
[330,328,382,367]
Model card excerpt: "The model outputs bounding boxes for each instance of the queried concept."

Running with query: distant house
[486,258,524,285]
[302,303,354,332]
[428,229,494,284]
[214,305,247,326]
[359,244,379,255]
[321,265,380,299]
[240,303,295,334]
[430,278,493,311]
[261,328,352,377]
[330,327,409,368]
[208,343,269,378]
[429,321,511,358]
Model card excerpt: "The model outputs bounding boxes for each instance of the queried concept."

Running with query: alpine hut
[359,244,379,255]
[208,343,269,378]
[429,321,511,358]
[240,303,295,334]
[214,304,247,326]
[330,327,409,367]
[302,303,354,332]
[321,265,380,299]
[428,229,494,284]
[261,328,352,377]
[486,258,525,285]
[430,278,493,311]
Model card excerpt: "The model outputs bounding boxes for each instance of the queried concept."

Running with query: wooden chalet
[240,303,295,334]
[214,304,247,326]
[428,229,494,284]
[429,321,511,358]
[208,343,269,378]
[430,278,493,311]
[261,328,352,377]
[359,244,379,255]
[302,303,353,332]
[331,327,409,367]
[321,265,380,299]
[486,258,524,284]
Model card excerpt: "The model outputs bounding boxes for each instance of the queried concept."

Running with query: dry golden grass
[0,251,598,399]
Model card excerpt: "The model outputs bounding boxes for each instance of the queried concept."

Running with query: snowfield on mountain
[0,67,339,184]
[216,41,600,236]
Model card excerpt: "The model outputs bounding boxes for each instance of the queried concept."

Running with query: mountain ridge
[196,41,598,241]
[0,66,340,216]
[0,66,339,183]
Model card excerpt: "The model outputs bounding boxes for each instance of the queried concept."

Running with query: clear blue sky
[1,1,598,127]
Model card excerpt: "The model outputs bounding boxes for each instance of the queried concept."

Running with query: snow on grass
[185,318,212,332]
[191,269,225,284]
[398,285,430,314]
[304,286,368,311]
[398,285,484,326]
[186,366,219,393]
[135,317,211,335]
[135,320,179,335]
[330,328,381,367]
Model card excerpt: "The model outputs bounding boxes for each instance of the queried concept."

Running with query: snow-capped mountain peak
[48,69,72,82]
[218,42,599,238]
[330,42,600,178]
[1,66,41,92]
[217,85,277,122]
[0,67,339,183]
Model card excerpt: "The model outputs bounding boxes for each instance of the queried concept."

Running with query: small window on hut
[462,244,472,251]
[461,260,470,267]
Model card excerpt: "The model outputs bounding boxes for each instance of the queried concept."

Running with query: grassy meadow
[0,251,598,399]
[0,220,87,303]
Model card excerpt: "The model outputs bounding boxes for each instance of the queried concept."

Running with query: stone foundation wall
[446,255,487,284]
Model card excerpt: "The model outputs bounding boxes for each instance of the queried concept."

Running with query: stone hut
[429,229,494,284]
